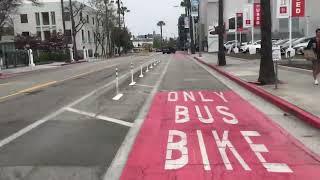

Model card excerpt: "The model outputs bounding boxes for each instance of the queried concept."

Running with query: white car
[245,40,261,53]
[224,40,237,51]
[293,37,313,55]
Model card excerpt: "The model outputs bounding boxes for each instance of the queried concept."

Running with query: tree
[217,0,226,66]
[64,0,87,60]
[157,21,165,49]
[180,0,195,54]
[0,0,38,40]
[258,0,276,84]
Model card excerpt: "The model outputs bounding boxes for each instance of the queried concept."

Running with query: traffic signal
[229,17,235,30]
[236,13,243,31]
[145,35,147,38]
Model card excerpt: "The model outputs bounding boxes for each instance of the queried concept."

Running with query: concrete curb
[194,56,320,129]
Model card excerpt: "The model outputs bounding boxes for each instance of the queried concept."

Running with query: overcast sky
[119,0,184,38]
[37,0,184,38]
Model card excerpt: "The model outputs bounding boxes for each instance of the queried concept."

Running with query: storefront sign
[253,3,261,27]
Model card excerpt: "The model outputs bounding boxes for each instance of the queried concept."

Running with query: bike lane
[120,54,320,179]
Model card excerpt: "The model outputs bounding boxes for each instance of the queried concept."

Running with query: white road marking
[147,72,161,75]
[103,56,171,180]
[134,84,154,88]
[0,58,155,149]
[112,93,124,101]
[64,107,133,127]
[129,82,136,86]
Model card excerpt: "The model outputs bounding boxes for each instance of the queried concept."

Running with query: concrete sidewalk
[196,53,320,119]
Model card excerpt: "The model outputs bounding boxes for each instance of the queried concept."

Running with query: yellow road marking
[0,63,120,102]
[19,81,58,93]
[0,81,57,101]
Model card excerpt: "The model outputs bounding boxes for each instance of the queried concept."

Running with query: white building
[199,0,320,44]
[12,1,106,57]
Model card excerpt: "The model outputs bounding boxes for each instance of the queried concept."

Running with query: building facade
[199,0,320,47]
[12,1,106,57]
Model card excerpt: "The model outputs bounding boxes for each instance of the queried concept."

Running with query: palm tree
[218,0,226,66]
[157,21,165,50]
[258,0,276,84]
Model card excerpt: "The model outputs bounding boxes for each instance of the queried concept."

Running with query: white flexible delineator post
[129,62,136,86]
[112,68,124,101]
[139,66,144,78]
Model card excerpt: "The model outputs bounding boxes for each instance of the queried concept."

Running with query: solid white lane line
[103,56,172,180]
[134,84,154,88]
[65,107,133,127]
[0,58,154,149]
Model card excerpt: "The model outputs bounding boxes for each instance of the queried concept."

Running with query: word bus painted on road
[121,91,320,179]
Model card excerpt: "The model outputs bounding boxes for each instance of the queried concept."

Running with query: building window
[87,15,89,23]
[88,31,91,43]
[44,31,51,40]
[65,29,72,44]
[36,31,42,39]
[20,14,28,23]
[35,13,40,25]
[92,17,95,25]
[22,31,30,37]
[52,29,57,36]
[64,12,70,21]
[80,12,83,21]
[51,12,56,25]
[42,12,50,25]
[82,29,85,43]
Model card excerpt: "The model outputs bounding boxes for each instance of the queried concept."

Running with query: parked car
[293,37,314,55]
[280,38,299,55]
[224,40,237,51]
[240,42,249,53]
[162,47,176,54]
[245,40,261,53]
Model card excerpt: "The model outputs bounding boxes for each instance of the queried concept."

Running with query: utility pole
[218,0,226,66]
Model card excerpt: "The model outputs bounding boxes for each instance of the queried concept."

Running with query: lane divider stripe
[64,107,133,127]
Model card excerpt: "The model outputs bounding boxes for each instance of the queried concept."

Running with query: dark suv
[162,47,176,54]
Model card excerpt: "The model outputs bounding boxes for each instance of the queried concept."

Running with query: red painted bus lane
[121,90,320,179]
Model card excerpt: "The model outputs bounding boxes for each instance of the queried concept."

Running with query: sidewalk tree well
[258,0,276,84]
[157,21,165,49]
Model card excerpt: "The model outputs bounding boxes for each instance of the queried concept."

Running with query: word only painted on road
[165,91,292,173]
[121,90,320,179]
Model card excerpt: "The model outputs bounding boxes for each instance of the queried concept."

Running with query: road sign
[243,4,253,28]
[277,0,290,18]
[121,91,320,179]
[292,0,305,17]
[253,3,261,27]
[272,46,282,61]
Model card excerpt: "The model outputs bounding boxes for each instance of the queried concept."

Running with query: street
[0,52,319,179]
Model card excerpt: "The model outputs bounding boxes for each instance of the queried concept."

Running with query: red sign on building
[253,3,261,27]
[292,0,305,17]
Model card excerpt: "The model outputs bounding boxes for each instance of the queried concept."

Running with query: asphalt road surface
[0,52,319,180]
